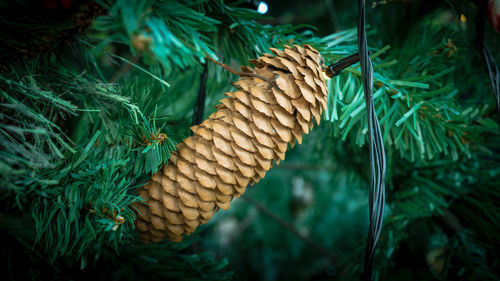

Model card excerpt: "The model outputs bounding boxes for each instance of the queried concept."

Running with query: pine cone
[135,45,328,242]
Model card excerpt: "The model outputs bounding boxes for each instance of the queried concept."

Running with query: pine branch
[320,22,497,162]
[192,62,208,127]
[0,0,105,63]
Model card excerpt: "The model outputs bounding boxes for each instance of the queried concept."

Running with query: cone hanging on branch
[135,45,328,242]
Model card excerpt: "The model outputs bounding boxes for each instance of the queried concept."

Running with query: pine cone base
[135,45,328,242]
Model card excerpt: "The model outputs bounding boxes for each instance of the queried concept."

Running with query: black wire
[357,1,386,280]
[192,62,208,129]
[473,0,500,124]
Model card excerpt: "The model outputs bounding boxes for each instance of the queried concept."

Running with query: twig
[206,56,279,88]
[242,195,338,263]
[109,54,142,83]
[325,52,361,78]
[192,62,208,127]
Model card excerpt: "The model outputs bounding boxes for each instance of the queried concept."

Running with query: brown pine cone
[135,45,328,242]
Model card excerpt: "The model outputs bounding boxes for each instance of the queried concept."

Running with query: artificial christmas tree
[1,0,499,280]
